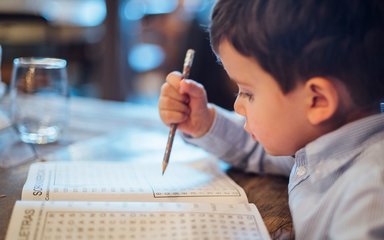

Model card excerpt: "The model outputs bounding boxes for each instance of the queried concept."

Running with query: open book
[6,160,271,240]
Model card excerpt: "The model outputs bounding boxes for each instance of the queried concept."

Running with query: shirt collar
[298,113,384,182]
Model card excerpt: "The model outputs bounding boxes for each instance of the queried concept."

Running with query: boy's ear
[305,77,339,125]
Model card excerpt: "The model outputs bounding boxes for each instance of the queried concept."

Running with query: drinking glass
[10,57,69,144]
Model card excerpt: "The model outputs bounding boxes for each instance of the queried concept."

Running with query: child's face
[218,40,311,156]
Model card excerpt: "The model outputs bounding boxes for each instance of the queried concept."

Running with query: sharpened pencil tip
[162,163,167,176]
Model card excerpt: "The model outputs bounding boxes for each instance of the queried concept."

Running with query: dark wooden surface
[0,162,30,240]
[228,169,294,239]
[0,97,293,240]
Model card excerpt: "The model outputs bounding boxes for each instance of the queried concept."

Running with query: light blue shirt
[183,106,384,239]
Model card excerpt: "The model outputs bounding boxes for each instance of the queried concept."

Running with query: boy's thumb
[179,79,205,99]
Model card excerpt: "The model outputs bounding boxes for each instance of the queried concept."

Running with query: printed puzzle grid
[40,211,263,240]
[49,163,242,198]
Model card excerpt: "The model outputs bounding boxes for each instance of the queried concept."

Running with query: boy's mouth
[250,133,258,141]
[251,134,257,142]
[243,124,258,141]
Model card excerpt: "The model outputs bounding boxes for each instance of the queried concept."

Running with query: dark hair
[210,0,384,110]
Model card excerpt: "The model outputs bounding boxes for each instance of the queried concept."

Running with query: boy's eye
[236,91,254,102]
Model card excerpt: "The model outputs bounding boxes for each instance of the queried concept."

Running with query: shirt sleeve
[181,105,294,176]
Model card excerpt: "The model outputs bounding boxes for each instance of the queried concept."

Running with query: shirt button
[296,166,307,176]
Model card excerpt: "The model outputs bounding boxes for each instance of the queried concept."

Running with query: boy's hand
[158,71,215,138]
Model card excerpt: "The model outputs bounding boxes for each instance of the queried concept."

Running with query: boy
[158,0,384,239]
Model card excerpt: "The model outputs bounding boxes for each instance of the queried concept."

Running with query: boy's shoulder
[357,120,384,168]
[340,128,384,193]
[307,114,384,183]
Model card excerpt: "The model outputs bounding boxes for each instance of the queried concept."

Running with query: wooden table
[0,97,293,240]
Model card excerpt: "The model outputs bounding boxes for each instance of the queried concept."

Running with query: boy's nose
[234,97,246,116]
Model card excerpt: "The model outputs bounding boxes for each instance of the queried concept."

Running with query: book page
[6,201,271,240]
[22,161,248,203]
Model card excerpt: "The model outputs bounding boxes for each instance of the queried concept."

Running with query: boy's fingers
[158,96,190,114]
[160,82,189,103]
[159,109,188,125]
[179,79,206,99]
[166,71,183,89]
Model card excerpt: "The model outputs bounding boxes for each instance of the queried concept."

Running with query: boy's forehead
[217,39,233,57]
[216,40,239,73]
[217,40,261,72]
[218,39,260,64]
[217,40,271,87]
[217,40,240,65]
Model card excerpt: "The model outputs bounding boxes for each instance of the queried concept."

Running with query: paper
[7,160,271,239]
[6,201,271,240]
[22,161,248,203]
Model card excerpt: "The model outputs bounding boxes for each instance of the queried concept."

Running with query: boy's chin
[264,145,296,157]
[250,133,297,156]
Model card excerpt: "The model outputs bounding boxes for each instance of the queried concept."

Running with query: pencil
[162,49,195,175]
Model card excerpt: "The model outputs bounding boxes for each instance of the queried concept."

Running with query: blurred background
[0,0,236,110]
